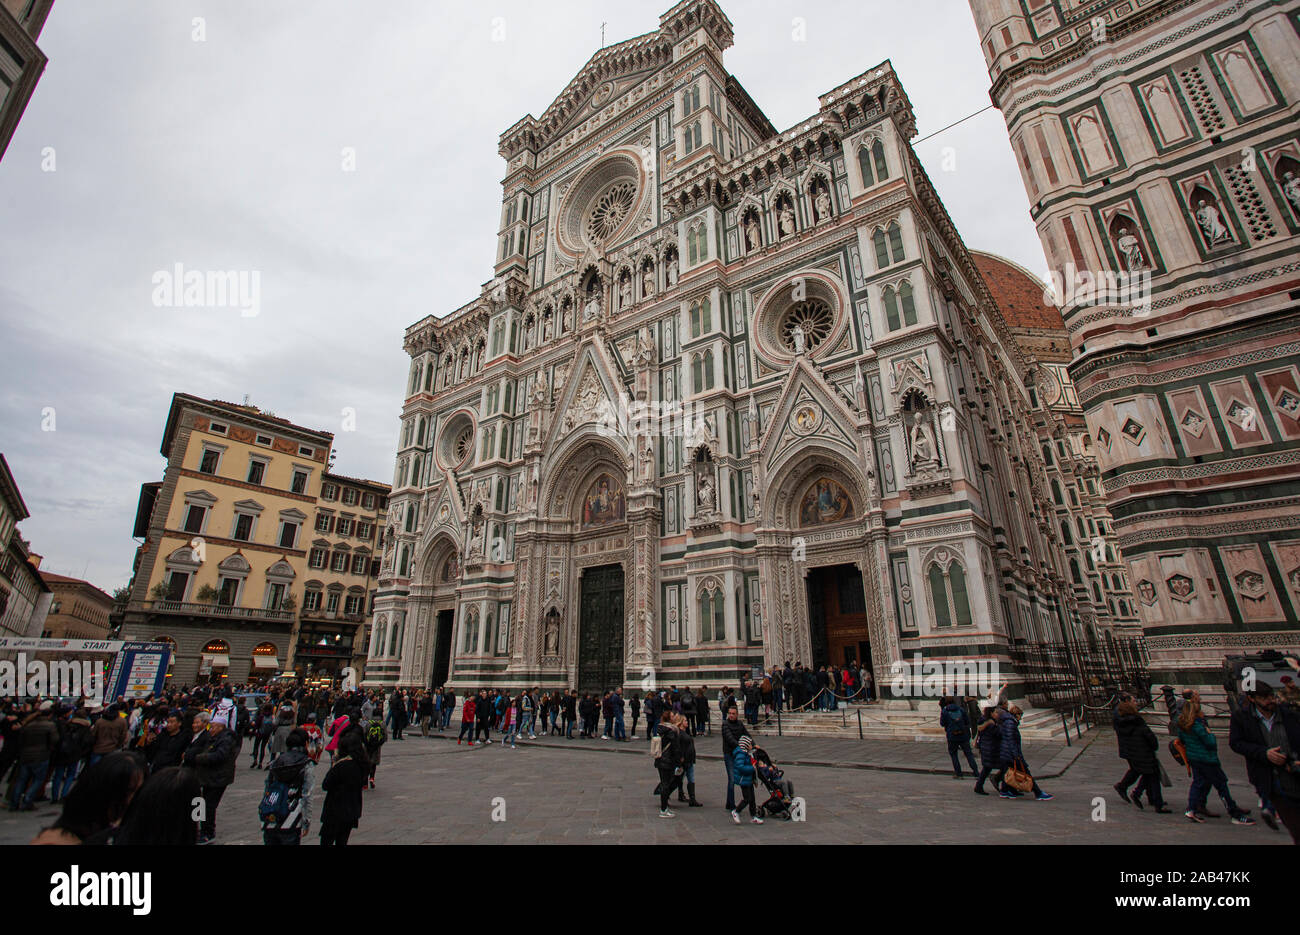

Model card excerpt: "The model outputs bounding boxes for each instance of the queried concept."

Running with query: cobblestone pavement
[1,728,1289,845]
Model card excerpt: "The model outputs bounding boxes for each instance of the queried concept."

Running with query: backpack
[365,720,385,749]
[258,762,304,827]
[650,733,663,759]
[1168,737,1189,772]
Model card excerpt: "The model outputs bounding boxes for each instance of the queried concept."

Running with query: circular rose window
[437,413,475,470]
[586,181,636,244]
[556,153,642,255]
[780,300,833,352]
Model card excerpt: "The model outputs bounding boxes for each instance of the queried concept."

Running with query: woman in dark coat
[319,732,369,845]
[1113,700,1169,811]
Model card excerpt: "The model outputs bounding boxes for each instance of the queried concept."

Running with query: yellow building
[291,472,389,687]
[118,394,334,685]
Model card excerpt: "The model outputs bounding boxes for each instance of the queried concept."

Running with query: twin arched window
[698,586,725,642]
[882,282,917,332]
[684,121,703,154]
[858,139,889,187]
[692,349,715,393]
[689,297,712,338]
[687,223,707,264]
[872,221,905,268]
[928,561,972,628]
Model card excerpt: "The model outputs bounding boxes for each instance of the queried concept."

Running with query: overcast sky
[0,0,1046,593]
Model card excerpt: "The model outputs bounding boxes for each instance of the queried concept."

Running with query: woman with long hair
[112,766,202,845]
[1178,698,1254,824]
[30,751,146,845]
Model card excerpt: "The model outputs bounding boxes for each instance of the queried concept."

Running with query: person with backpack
[678,688,696,736]
[361,710,386,788]
[260,728,314,845]
[940,695,978,779]
[50,706,93,804]
[1179,697,1254,825]
[721,702,750,812]
[1111,699,1170,812]
[324,709,351,763]
[319,730,368,845]
[730,735,762,824]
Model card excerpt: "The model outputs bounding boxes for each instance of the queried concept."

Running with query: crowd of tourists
[1107,682,1300,840]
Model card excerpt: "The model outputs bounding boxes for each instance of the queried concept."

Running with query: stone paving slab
[1,725,1286,845]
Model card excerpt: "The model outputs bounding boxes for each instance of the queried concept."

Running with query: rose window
[453,426,473,462]
[779,300,833,352]
[586,181,636,244]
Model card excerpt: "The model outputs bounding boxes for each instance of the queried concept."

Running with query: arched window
[873,228,889,268]
[423,361,433,392]
[858,144,875,187]
[887,221,905,262]
[1060,520,1073,545]
[929,564,951,628]
[402,421,413,448]
[404,502,415,533]
[883,285,900,332]
[899,281,917,326]
[416,418,426,447]
[949,563,972,627]
[410,456,422,488]
[1070,558,1083,585]
[698,585,725,642]
[872,139,889,180]
[398,545,409,578]
[1051,479,1064,504]
[690,301,703,338]
[699,349,715,391]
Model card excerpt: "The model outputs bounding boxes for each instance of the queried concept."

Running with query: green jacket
[1178,718,1219,765]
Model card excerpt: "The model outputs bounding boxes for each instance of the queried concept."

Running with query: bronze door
[578,564,624,692]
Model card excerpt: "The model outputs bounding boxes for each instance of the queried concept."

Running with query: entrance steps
[746,700,1079,742]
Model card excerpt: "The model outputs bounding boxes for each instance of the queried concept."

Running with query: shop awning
[200,654,230,667]
[251,655,279,669]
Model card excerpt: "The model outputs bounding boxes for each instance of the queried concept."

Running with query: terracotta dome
[971,251,1064,330]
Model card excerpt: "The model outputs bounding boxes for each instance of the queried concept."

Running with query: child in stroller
[751,743,796,819]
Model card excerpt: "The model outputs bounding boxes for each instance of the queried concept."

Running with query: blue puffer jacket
[998,712,1023,765]
[731,746,755,786]
[976,714,1001,762]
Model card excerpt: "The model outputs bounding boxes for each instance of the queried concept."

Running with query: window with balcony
[304,590,322,612]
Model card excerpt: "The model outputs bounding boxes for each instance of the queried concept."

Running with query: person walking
[49,705,92,805]
[973,705,1002,795]
[250,703,275,769]
[1112,700,1170,812]
[629,693,641,739]
[474,689,493,745]
[88,703,128,767]
[1179,697,1254,824]
[730,735,763,824]
[696,687,710,736]
[319,731,368,845]
[441,688,456,730]
[612,688,627,741]
[361,708,387,787]
[418,693,434,737]
[324,708,351,763]
[563,690,577,739]
[721,702,750,812]
[260,728,314,845]
[940,695,979,779]
[997,705,1053,801]
[653,711,683,819]
[1228,682,1300,840]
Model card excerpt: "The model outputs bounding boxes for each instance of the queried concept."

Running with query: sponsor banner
[0,636,124,653]
[104,642,173,700]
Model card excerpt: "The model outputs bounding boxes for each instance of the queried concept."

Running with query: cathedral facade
[971,0,1300,681]
[365,0,1110,693]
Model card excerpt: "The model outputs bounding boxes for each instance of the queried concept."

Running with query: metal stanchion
[1061,711,1071,746]
[857,708,863,740]
[777,703,782,737]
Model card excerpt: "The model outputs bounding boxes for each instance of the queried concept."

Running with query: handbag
[1004,758,1034,794]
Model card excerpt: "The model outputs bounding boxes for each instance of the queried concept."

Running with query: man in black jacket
[720,703,750,812]
[145,710,191,773]
[184,711,239,843]
[1228,685,1300,840]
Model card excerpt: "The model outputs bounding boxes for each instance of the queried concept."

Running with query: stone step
[746,703,1081,742]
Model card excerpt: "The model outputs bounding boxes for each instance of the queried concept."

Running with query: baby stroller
[752,745,796,819]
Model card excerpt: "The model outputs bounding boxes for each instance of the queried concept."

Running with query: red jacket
[461,699,476,723]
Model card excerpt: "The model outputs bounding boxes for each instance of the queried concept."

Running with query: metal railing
[143,600,295,622]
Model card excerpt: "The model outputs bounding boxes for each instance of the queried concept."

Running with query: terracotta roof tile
[972,251,1065,331]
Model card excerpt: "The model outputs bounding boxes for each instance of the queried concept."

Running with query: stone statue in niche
[909,410,938,471]
[1282,171,1300,214]
[744,214,761,251]
[639,439,654,481]
[542,315,553,341]
[778,204,796,237]
[1192,193,1232,245]
[544,613,559,656]
[619,275,632,309]
[814,188,832,222]
[791,323,807,355]
[1114,225,1147,271]
[696,471,716,511]
[642,265,655,297]
[582,292,601,323]
[666,254,679,286]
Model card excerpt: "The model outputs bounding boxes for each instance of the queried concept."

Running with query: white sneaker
[750,816,764,824]
[529,735,536,740]
[730,810,740,825]
[601,735,609,740]
[659,809,675,819]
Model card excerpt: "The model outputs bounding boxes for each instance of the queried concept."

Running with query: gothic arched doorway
[577,562,624,692]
